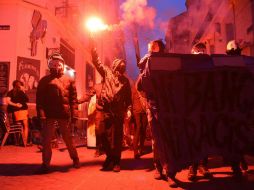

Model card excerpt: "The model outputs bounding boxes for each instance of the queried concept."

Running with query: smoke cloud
[177,0,229,42]
[120,0,156,29]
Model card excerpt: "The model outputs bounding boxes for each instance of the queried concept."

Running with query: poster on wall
[0,62,10,103]
[17,57,40,103]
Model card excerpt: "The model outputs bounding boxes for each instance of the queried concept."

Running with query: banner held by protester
[139,54,254,173]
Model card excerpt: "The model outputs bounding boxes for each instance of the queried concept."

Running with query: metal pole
[132,23,141,65]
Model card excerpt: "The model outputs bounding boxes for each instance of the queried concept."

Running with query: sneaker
[167,176,178,188]
[39,164,50,174]
[188,165,197,181]
[73,159,80,169]
[94,150,102,157]
[26,143,33,147]
[134,153,141,159]
[113,165,121,172]
[154,168,163,180]
[232,166,243,179]
[101,157,112,171]
[37,145,43,152]
[198,165,212,178]
[241,160,248,171]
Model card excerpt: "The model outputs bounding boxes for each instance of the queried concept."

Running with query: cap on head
[47,52,65,69]
[112,59,126,74]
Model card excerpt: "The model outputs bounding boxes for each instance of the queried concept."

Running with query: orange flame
[85,17,108,33]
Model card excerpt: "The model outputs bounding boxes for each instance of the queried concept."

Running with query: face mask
[50,68,63,77]
[48,60,64,77]
[112,59,126,74]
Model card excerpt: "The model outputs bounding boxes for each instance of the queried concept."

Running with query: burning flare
[85,17,108,33]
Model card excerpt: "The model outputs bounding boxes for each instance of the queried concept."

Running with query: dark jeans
[41,118,79,166]
[100,112,124,165]
[95,111,106,151]
[133,112,148,155]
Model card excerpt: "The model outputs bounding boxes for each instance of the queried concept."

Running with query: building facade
[0,0,124,117]
[166,0,254,56]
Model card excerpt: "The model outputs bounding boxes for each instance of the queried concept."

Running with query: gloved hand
[126,110,132,119]
[91,47,98,61]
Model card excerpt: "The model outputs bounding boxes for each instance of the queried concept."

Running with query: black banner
[140,54,254,173]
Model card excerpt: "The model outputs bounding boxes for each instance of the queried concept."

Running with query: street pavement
[0,143,254,190]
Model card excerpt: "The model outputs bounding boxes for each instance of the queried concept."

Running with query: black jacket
[36,74,78,119]
[91,49,132,115]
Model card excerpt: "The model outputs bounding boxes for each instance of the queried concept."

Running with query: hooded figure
[91,47,132,172]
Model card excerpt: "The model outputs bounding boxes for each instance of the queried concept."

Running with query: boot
[154,167,163,180]
[188,165,197,181]
[198,164,212,178]
[167,174,178,188]
[73,158,80,169]
[101,157,112,171]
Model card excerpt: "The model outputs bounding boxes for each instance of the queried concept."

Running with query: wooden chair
[0,110,25,147]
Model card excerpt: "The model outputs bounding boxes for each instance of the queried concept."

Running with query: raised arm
[91,48,106,77]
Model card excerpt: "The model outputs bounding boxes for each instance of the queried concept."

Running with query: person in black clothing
[137,39,179,188]
[225,40,248,177]
[36,53,80,172]
[6,80,29,146]
[188,42,213,181]
[78,82,105,157]
[91,46,132,172]
[132,82,148,159]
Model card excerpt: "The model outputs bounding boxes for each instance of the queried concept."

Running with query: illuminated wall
[0,0,90,115]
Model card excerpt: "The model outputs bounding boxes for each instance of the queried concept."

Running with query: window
[60,39,75,68]
[225,23,235,42]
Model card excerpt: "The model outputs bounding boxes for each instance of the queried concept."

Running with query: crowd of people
[0,38,251,189]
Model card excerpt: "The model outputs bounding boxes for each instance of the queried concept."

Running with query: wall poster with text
[17,57,40,103]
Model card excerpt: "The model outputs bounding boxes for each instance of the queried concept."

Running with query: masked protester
[187,42,213,182]
[137,39,179,188]
[225,40,248,177]
[36,53,80,173]
[91,46,132,173]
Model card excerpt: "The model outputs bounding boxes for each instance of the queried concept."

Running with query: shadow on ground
[176,175,254,190]
[0,157,154,176]
[0,160,103,176]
